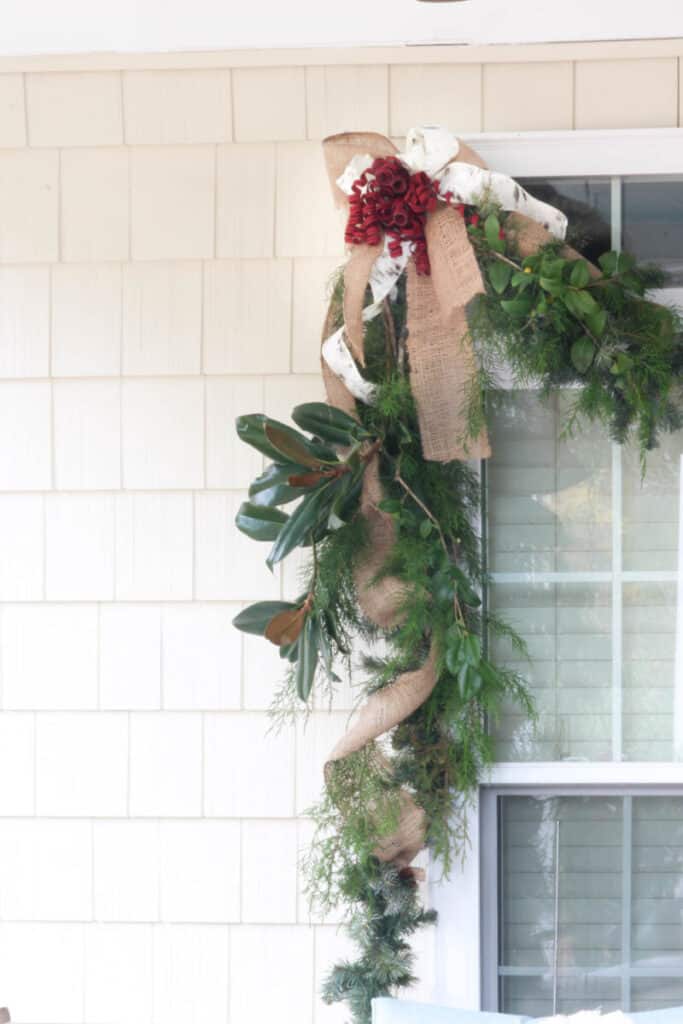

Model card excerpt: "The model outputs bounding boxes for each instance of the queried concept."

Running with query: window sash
[480,787,683,1015]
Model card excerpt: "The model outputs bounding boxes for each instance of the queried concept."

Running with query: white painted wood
[463,128,683,178]
[430,794,482,1010]
[3,0,683,55]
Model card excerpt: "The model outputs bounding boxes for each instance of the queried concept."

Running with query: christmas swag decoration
[233,125,683,1023]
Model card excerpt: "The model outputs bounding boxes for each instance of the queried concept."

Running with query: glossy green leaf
[419,518,433,539]
[264,423,323,469]
[292,402,366,446]
[248,463,308,507]
[457,662,470,697]
[236,414,292,463]
[323,609,349,656]
[295,616,319,702]
[488,261,512,295]
[500,298,533,319]
[279,641,299,663]
[563,288,599,320]
[445,643,461,676]
[235,501,288,542]
[463,633,481,666]
[267,483,333,570]
[570,259,591,288]
[539,277,565,297]
[484,213,501,249]
[585,307,607,338]
[232,601,297,636]
[570,336,595,374]
[540,257,565,280]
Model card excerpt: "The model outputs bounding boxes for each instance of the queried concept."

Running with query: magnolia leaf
[267,484,332,569]
[279,640,300,663]
[570,259,591,288]
[288,470,331,488]
[323,608,349,656]
[570,336,595,374]
[264,423,322,469]
[295,616,320,702]
[249,463,308,507]
[235,501,288,542]
[265,605,307,646]
[236,414,292,463]
[292,402,365,446]
[488,261,512,295]
[232,601,297,636]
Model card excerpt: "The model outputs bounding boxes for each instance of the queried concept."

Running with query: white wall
[2,0,683,55]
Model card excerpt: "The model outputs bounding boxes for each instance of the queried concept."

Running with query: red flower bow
[344,156,439,275]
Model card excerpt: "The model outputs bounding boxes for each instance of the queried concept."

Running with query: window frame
[429,126,683,1013]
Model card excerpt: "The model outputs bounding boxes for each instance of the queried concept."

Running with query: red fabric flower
[343,156,439,275]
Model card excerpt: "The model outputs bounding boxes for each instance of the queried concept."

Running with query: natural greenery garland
[233,199,683,1024]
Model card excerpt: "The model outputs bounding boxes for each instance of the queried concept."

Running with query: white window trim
[429,126,683,1013]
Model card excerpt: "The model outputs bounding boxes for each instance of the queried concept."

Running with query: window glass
[622,178,683,285]
[518,177,611,262]
[623,583,677,762]
[622,434,680,572]
[488,390,681,763]
[497,795,683,1017]
[491,582,612,762]
[488,391,612,574]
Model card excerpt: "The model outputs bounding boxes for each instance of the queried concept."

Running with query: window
[482,791,683,1017]
[430,130,683,1017]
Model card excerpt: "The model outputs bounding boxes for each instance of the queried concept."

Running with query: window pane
[623,583,678,762]
[518,177,611,262]
[498,795,683,1016]
[623,436,680,572]
[499,796,623,1015]
[491,583,612,761]
[632,796,683,972]
[623,178,683,284]
[488,391,612,574]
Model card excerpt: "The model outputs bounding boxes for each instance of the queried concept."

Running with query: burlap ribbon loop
[322,129,491,462]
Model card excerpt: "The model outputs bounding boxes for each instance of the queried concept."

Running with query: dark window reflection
[518,177,611,263]
[623,178,683,285]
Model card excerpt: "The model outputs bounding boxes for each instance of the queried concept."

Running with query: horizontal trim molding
[463,127,683,176]
[1,37,683,73]
[488,762,683,786]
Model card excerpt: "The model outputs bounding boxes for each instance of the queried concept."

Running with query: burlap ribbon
[318,133,578,871]
[319,132,502,869]
[323,131,491,463]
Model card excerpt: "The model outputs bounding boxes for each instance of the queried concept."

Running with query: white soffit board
[1,0,683,56]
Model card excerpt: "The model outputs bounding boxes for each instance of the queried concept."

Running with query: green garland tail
[232,201,683,1023]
